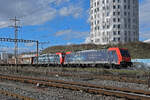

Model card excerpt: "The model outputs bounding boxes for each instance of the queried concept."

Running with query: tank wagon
[33,47,132,68]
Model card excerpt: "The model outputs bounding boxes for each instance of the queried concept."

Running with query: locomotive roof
[39,53,57,56]
[77,49,108,53]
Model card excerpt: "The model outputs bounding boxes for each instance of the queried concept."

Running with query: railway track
[2,66,147,85]
[0,74,150,100]
[0,89,35,100]
[13,69,147,85]
[0,64,147,85]
[46,72,147,84]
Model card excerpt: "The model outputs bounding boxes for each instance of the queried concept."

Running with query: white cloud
[55,29,72,36]
[139,0,150,40]
[22,7,57,26]
[144,39,150,43]
[59,5,83,18]
[139,31,150,39]
[55,0,70,5]
[84,36,91,44]
[67,42,72,45]
[0,0,83,28]
[25,43,36,47]
[139,0,150,24]
[54,29,89,40]
[1,47,30,53]
[86,9,90,23]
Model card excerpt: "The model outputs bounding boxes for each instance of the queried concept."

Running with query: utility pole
[36,41,39,64]
[10,16,21,64]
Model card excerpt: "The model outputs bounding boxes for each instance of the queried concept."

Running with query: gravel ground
[0,66,149,100]
[0,69,149,91]
[0,93,20,100]
[15,73,149,91]
[0,80,125,100]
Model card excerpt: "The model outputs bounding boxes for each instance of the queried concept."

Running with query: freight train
[33,47,132,68]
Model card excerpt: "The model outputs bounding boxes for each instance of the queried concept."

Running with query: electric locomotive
[58,47,132,68]
[33,47,132,68]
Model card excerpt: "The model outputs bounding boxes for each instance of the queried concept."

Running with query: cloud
[86,9,90,23]
[139,0,150,24]
[54,29,89,40]
[140,31,150,39]
[55,29,72,36]
[25,43,36,47]
[67,42,72,45]
[22,7,57,26]
[144,39,150,43]
[0,0,83,28]
[55,0,70,5]
[1,47,30,53]
[84,36,91,44]
[59,5,83,18]
[139,0,150,40]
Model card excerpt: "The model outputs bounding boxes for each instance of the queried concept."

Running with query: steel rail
[0,89,35,100]
[0,65,147,85]
[0,74,150,100]
[46,72,147,84]
[0,64,147,84]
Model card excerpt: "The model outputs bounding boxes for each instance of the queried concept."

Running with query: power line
[0,38,37,43]
[0,37,39,64]
[9,16,21,64]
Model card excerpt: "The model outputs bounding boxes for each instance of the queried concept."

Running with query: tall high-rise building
[90,0,139,44]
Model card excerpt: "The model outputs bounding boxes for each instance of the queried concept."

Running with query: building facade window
[113,6,116,9]
[118,37,120,41]
[118,24,120,28]
[113,12,115,16]
[90,0,139,44]
[113,31,116,35]
[118,31,120,35]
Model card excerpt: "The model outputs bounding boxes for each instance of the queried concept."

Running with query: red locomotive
[108,48,132,67]
[54,47,132,68]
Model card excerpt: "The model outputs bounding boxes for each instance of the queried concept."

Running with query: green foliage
[42,42,150,59]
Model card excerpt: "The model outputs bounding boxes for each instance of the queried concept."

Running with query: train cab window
[120,49,130,57]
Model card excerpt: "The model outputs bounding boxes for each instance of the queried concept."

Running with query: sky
[0,0,149,53]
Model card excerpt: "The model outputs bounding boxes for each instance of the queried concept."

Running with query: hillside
[42,42,150,59]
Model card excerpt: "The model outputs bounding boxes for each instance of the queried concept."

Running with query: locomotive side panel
[34,54,60,64]
[64,49,119,67]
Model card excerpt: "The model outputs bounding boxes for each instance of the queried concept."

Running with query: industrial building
[0,52,8,64]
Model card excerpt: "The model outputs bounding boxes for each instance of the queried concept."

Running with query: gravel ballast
[0,66,149,100]
[0,80,126,100]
